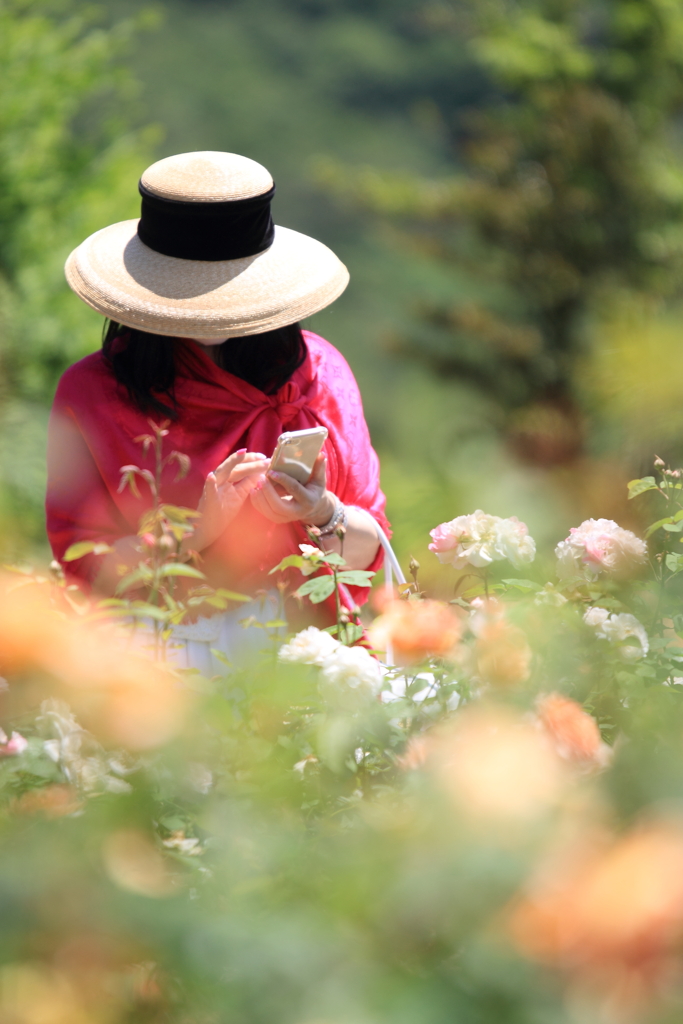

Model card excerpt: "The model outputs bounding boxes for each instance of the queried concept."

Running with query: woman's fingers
[310,453,327,488]
[229,459,270,484]
[250,479,294,522]
[215,450,269,484]
[214,449,247,482]
[266,469,309,503]
[233,472,265,498]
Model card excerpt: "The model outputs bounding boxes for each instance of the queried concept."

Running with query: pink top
[46,331,389,607]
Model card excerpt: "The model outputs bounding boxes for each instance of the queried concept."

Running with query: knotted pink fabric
[46,331,389,609]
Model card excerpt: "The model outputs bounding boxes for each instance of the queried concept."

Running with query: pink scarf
[47,331,389,606]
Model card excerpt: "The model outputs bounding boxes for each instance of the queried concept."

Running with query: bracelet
[315,498,348,537]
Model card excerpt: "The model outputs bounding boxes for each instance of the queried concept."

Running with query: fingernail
[236,448,247,455]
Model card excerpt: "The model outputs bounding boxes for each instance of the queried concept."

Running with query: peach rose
[536,693,610,768]
[369,599,463,664]
[508,819,683,1005]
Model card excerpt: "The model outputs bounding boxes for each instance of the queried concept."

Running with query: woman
[47,151,388,668]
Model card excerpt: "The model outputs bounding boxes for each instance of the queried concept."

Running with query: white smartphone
[270,426,329,484]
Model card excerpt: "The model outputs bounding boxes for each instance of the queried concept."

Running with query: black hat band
[136,181,276,262]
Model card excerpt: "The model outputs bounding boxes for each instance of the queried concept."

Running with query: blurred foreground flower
[0,576,190,749]
[0,962,107,1024]
[368,599,462,664]
[536,693,611,769]
[429,510,536,569]
[469,599,532,687]
[39,699,133,795]
[11,784,82,819]
[584,607,649,658]
[427,707,566,821]
[102,829,178,898]
[555,519,647,579]
[508,818,683,1011]
[0,729,27,756]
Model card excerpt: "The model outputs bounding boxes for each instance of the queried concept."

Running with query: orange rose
[536,693,610,767]
[429,706,566,821]
[508,820,683,1004]
[369,599,462,664]
[0,574,189,750]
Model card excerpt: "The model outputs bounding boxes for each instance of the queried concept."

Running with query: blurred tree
[0,0,157,552]
[0,0,158,399]
[320,0,683,465]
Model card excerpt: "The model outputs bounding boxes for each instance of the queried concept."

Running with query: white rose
[278,627,341,667]
[583,607,649,658]
[319,645,382,710]
[298,543,325,576]
[490,517,537,568]
[583,606,610,629]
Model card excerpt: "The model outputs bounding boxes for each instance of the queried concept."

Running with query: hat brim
[65,221,349,339]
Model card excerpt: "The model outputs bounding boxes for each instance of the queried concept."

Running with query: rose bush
[3,456,683,1023]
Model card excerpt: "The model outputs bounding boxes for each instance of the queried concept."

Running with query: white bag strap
[349,509,406,666]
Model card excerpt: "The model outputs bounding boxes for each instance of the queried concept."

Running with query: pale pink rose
[428,522,461,558]
[0,730,28,756]
[555,519,647,579]
[429,510,535,570]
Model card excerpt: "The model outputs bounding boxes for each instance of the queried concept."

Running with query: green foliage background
[5,0,683,580]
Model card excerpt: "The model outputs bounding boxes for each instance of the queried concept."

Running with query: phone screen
[270,428,328,484]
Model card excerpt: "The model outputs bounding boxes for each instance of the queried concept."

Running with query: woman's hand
[249,453,336,526]
[185,449,270,553]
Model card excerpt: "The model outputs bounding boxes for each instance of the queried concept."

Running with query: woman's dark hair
[102,320,307,419]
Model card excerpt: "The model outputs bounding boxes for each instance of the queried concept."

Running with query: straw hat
[64,151,350,339]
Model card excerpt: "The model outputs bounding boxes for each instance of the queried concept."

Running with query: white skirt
[130,591,283,675]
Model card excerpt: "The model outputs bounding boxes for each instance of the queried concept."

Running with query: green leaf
[646,516,675,538]
[200,596,228,610]
[269,555,305,574]
[128,602,170,622]
[663,522,683,532]
[627,476,658,499]
[319,552,346,567]
[336,570,376,586]
[158,563,206,580]
[501,578,541,591]
[215,589,252,603]
[158,504,201,522]
[63,541,114,562]
[340,623,364,644]
[115,565,154,595]
[666,553,683,574]
[210,648,233,668]
[160,815,186,831]
[295,576,337,604]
